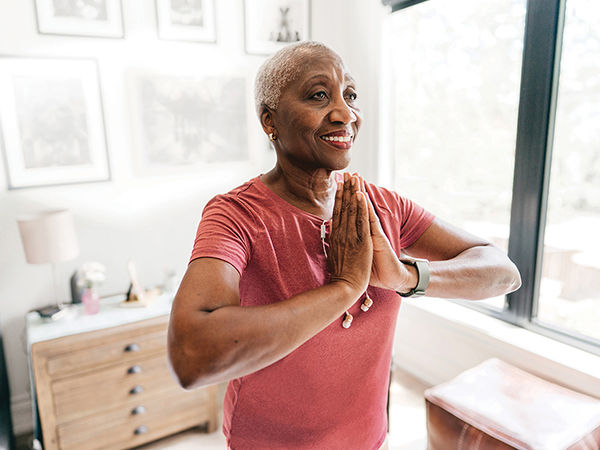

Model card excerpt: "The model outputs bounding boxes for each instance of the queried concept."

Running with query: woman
[168,41,521,449]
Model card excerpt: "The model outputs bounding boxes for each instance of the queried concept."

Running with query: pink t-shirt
[190,176,434,449]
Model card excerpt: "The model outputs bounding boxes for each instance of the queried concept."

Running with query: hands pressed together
[328,173,416,298]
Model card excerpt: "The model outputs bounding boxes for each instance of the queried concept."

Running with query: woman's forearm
[414,245,521,300]
[168,280,359,389]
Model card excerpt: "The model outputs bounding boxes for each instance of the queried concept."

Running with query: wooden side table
[27,294,218,450]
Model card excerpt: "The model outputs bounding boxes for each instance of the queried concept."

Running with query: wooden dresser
[27,296,218,450]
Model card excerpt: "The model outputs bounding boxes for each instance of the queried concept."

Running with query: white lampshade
[17,210,79,264]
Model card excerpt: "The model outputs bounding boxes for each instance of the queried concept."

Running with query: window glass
[537,0,600,341]
[385,0,526,308]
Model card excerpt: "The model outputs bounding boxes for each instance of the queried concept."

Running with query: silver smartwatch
[397,258,430,298]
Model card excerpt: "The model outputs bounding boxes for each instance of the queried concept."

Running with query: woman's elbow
[170,367,196,391]
[167,337,213,390]
[508,262,522,293]
[499,258,522,295]
[469,253,522,300]
[168,348,197,390]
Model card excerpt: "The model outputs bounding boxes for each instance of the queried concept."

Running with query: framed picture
[128,72,248,174]
[155,0,217,43]
[34,0,124,38]
[0,57,110,189]
[244,0,310,55]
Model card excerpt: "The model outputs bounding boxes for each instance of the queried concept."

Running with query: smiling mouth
[319,134,354,149]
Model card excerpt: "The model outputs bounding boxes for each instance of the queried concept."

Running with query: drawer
[45,328,167,378]
[56,387,212,450]
[52,353,177,424]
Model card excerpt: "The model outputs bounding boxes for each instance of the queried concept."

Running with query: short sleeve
[396,193,435,249]
[189,195,255,275]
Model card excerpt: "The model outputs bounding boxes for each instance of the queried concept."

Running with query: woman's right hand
[328,173,373,296]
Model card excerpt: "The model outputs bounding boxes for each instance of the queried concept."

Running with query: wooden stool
[425,358,600,449]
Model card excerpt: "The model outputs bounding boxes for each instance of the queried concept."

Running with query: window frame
[385,0,600,355]
[382,0,429,12]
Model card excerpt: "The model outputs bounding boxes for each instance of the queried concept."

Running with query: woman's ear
[259,106,276,136]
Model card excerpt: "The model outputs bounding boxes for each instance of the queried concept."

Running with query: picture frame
[127,70,249,175]
[155,0,217,43]
[244,0,311,55]
[0,57,111,189]
[34,0,124,38]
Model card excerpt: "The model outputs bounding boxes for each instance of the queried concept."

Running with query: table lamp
[17,209,79,319]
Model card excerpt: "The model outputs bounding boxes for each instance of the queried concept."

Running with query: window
[384,0,600,353]
[385,0,526,310]
[537,0,600,342]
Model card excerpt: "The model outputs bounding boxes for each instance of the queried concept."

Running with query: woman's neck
[260,162,338,219]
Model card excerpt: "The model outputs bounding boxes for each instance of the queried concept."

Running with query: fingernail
[351,177,356,187]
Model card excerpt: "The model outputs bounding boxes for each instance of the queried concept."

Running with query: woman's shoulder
[219,176,262,198]
[202,176,270,222]
[206,176,262,205]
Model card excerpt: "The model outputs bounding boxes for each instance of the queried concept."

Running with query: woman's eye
[346,92,358,101]
[312,91,327,100]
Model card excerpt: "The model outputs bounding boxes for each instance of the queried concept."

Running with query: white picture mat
[35,0,123,37]
[244,0,310,54]
[127,69,252,176]
[0,58,109,188]
[156,0,216,42]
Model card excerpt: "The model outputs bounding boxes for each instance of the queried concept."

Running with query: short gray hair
[254,41,341,116]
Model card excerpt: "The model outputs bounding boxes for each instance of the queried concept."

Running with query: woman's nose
[328,95,357,124]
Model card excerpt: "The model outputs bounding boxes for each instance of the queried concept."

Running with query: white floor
[138,429,226,450]
[388,367,429,450]
[138,366,430,450]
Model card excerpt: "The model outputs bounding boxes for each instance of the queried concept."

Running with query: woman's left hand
[352,175,416,292]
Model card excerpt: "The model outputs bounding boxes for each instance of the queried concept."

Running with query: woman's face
[268,50,362,171]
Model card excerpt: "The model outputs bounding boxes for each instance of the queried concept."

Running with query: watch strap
[397,258,430,298]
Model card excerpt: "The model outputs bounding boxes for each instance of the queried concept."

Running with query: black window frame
[384,0,600,356]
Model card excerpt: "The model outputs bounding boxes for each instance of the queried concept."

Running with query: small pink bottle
[82,287,100,315]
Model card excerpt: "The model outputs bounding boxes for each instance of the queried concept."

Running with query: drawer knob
[131,405,146,415]
[134,425,148,435]
[129,385,143,395]
[128,365,142,374]
[124,343,140,352]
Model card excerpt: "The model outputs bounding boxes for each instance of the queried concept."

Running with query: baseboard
[393,298,600,398]
[11,392,33,436]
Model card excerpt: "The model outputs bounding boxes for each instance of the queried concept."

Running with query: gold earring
[269,132,277,141]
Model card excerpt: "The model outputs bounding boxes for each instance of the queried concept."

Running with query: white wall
[0,0,388,434]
